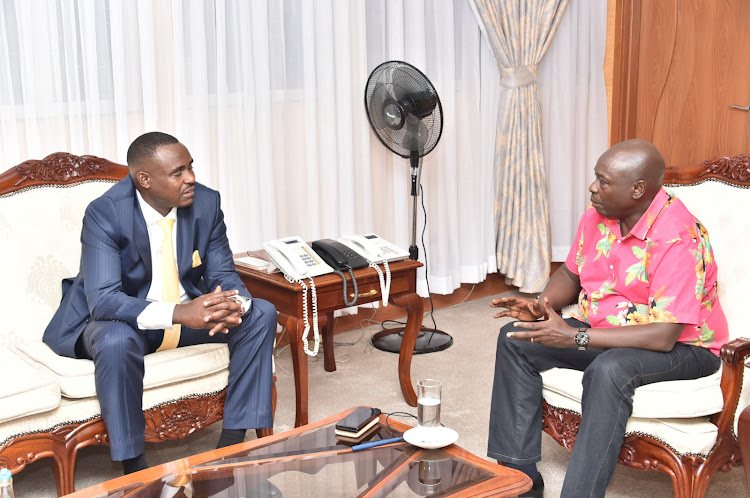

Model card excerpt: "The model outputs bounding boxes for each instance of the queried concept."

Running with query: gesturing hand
[490,295,545,322]
[173,286,244,336]
[505,298,577,348]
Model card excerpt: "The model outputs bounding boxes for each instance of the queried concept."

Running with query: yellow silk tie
[156,218,181,351]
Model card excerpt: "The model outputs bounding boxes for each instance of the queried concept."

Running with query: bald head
[600,138,665,196]
[589,139,666,231]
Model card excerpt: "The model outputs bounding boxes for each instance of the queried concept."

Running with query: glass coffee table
[67,407,531,497]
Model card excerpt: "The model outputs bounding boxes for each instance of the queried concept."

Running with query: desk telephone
[263,237,331,356]
[263,234,409,356]
[339,234,409,306]
[263,236,333,281]
[339,234,409,264]
[311,239,368,306]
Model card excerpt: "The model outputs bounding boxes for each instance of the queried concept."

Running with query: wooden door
[610,0,750,169]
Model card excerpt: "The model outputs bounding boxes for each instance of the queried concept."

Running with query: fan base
[371,327,453,354]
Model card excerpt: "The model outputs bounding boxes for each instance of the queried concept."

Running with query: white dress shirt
[135,192,185,330]
[135,192,251,331]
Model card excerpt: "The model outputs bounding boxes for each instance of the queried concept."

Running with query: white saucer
[403,426,458,449]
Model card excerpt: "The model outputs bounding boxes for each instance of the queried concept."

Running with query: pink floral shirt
[565,188,728,355]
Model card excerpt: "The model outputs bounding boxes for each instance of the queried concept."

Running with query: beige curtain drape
[469,0,570,292]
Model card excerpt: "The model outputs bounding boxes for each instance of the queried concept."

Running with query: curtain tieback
[500,65,537,89]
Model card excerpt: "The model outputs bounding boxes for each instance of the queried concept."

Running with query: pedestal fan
[364,60,453,354]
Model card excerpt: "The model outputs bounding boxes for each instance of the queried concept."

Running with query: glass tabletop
[77,410,516,498]
[195,417,403,466]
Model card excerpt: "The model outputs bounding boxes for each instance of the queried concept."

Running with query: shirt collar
[136,190,177,225]
[625,187,671,241]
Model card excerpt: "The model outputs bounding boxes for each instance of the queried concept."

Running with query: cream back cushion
[0,181,117,347]
[665,181,748,343]
[667,181,750,433]
[667,181,750,338]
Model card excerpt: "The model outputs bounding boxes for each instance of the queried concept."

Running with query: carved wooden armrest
[712,338,750,433]
[720,337,750,365]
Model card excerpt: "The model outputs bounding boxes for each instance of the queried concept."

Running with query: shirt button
[609,265,614,270]
[617,240,621,243]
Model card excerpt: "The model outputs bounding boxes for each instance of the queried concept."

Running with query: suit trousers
[487,318,720,498]
[76,298,277,461]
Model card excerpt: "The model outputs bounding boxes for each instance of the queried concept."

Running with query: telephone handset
[338,234,410,306]
[263,237,334,280]
[338,234,409,264]
[263,236,333,356]
[312,239,368,306]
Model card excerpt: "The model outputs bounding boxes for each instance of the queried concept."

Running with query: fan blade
[368,82,391,132]
[401,118,430,152]
[387,82,411,106]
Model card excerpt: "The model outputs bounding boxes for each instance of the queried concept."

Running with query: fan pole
[370,151,453,355]
[409,153,421,260]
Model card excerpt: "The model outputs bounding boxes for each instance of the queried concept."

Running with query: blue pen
[351,437,404,451]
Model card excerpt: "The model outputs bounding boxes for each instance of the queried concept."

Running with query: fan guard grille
[364,61,443,159]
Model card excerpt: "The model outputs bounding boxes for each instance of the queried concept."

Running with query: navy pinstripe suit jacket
[43,175,251,358]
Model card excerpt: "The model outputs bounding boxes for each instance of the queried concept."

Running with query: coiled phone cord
[285,275,320,356]
[334,268,359,306]
[369,260,391,306]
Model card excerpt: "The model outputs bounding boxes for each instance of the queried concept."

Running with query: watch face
[576,329,589,347]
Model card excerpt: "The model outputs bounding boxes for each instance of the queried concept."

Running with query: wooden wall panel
[611,0,750,168]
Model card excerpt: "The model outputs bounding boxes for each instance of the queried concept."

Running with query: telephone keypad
[341,248,359,260]
[300,252,317,267]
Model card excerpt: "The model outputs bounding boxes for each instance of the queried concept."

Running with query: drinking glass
[417,379,442,428]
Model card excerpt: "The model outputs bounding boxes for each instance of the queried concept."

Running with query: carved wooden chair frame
[542,155,750,498]
[0,153,277,495]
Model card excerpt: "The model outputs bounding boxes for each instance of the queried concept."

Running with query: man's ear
[631,179,646,200]
[136,171,150,190]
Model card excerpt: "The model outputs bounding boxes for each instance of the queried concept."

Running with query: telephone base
[371,327,453,354]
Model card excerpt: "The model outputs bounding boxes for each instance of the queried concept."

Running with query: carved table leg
[323,311,336,372]
[280,312,309,427]
[389,292,423,407]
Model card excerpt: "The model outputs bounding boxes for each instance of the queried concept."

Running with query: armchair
[0,153,276,495]
[540,157,750,497]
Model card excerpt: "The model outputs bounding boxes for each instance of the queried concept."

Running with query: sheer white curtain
[538,0,609,261]
[0,0,605,296]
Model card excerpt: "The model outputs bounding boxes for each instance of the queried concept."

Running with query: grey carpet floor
[12,293,748,497]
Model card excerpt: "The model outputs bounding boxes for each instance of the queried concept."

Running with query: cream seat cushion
[541,368,722,455]
[541,367,724,419]
[0,348,60,423]
[0,368,229,448]
[15,342,230,399]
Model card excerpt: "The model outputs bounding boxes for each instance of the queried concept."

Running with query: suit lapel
[176,211,192,282]
[131,181,152,279]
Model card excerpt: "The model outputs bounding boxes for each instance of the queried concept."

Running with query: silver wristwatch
[575,328,589,351]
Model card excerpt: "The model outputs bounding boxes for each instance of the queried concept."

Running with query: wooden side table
[235,259,424,427]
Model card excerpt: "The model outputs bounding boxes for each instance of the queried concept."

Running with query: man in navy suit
[44,132,277,474]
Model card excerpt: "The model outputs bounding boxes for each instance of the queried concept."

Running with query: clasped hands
[173,286,244,336]
[490,295,576,348]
